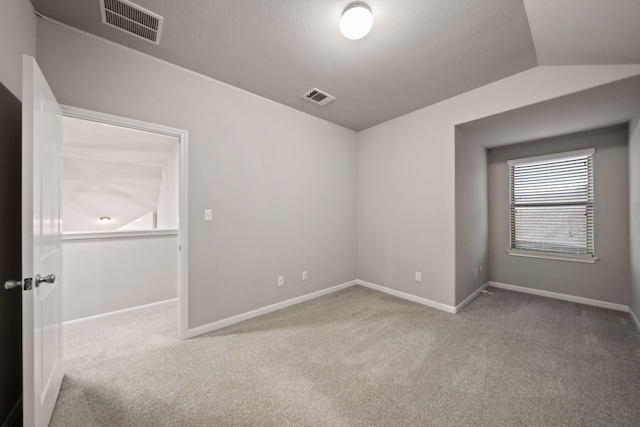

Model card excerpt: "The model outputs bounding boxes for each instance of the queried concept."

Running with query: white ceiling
[30,0,640,131]
[63,116,177,232]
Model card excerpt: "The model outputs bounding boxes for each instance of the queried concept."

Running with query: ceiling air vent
[100,0,164,45]
[303,88,335,106]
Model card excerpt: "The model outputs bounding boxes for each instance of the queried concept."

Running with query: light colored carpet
[50,285,640,426]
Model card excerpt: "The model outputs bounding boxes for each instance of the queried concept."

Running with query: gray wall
[0,0,36,100]
[356,115,456,305]
[63,235,178,322]
[29,15,640,326]
[630,114,640,318]
[355,66,637,309]
[35,19,357,329]
[488,126,630,304]
[454,128,489,305]
[0,1,36,424]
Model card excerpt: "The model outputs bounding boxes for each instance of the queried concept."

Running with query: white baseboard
[487,281,629,312]
[454,282,490,313]
[630,308,640,334]
[64,298,179,326]
[186,280,357,338]
[356,279,456,314]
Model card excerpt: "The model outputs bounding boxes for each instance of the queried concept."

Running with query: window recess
[507,148,597,263]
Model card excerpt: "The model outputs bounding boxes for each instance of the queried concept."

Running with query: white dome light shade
[340,2,373,40]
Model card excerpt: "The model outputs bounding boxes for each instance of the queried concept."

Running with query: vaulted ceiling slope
[458,75,640,148]
[30,0,640,131]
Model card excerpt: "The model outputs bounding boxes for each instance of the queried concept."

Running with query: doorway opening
[60,106,188,339]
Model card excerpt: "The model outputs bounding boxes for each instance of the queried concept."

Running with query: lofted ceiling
[458,75,640,148]
[523,0,640,65]
[31,0,640,131]
[63,116,177,232]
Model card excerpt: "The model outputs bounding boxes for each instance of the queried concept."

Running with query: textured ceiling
[523,0,640,65]
[31,0,537,131]
[63,116,177,232]
[30,0,640,131]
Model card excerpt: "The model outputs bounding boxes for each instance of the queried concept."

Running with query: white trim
[178,123,189,341]
[454,282,490,313]
[487,281,629,312]
[507,249,598,264]
[61,105,186,137]
[507,148,595,166]
[186,281,357,338]
[356,279,456,314]
[630,308,640,334]
[63,229,178,241]
[59,105,190,340]
[507,148,596,260]
[63,298,178,326]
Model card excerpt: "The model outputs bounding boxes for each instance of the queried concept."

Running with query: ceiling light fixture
[99,216,112,223]
[340,2,373,40]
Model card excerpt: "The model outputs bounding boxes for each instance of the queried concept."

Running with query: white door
[22,55,64,427]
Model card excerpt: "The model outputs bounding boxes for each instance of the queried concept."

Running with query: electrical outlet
[277,276,284,287]
[302,271,308,281]
[204,209,213,221]
[415,272,422,282]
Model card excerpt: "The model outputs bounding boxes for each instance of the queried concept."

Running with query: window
[508,148,596,263]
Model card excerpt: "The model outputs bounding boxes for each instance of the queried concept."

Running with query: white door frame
[60,105,189,339]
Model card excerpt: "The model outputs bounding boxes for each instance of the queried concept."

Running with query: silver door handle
[4,278,33,291]
[35,274,56,287]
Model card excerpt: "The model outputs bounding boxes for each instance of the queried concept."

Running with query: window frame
[506,148,598,264]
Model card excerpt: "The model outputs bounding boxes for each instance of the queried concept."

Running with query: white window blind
[508,149,594,258]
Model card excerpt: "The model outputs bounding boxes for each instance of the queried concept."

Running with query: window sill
[63,229,178,241]
[507,249,598,264]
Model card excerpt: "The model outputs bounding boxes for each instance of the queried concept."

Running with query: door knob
[35,274,55,287]
[4,278,33,291]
